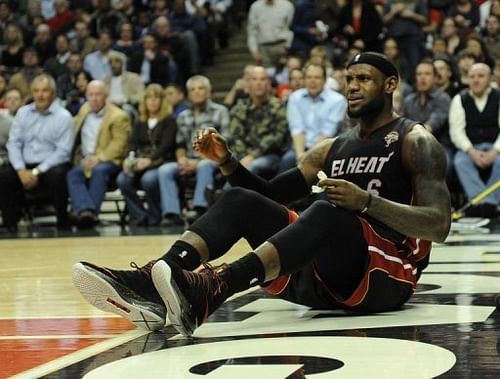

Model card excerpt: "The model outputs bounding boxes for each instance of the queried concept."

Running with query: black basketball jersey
[324,117,417,244]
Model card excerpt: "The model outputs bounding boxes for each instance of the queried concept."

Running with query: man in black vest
[71,53,451,335]
[449,63,500,218]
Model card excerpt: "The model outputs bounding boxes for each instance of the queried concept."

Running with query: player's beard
[348,92,385,119]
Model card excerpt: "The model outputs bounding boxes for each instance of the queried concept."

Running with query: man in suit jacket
[67,80,131,228]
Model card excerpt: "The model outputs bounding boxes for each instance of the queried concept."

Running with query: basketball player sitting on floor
[72,53,451,336]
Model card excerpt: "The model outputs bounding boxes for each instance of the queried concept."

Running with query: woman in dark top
[113,20,140,57]
[447,0,480,31]
[383,37,411,83]
[0,24,25,74]
[337,0,383,52]
[440,16,466,56]
[116,84,178,226]
[65,70,91,116]
[465,33,495,69]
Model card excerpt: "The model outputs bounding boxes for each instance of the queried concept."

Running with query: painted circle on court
[84,336,456,378]
[190,355,343,375]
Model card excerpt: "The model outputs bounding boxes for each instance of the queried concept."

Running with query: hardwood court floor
[1,222,499,378]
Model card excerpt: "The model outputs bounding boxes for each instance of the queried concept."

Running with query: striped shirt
[7,101,75,172]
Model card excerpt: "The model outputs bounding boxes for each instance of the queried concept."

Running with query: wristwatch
[31,167,40,176]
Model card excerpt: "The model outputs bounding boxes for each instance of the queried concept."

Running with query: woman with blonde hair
[116,83,178,226]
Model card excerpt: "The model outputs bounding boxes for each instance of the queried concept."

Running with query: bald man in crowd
[67,80,131,228]
[449,63,500,218]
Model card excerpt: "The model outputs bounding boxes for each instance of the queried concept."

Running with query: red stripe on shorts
[339,217,422,307]
[264,211,430,303]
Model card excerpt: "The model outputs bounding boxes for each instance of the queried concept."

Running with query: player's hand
[317,178,369,212]
[193,127,232,164]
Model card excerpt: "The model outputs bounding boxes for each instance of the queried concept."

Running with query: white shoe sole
[72,262,166,331]
[152,260,195,336]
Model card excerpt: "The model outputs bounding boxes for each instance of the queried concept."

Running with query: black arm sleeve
[226,164,310,204]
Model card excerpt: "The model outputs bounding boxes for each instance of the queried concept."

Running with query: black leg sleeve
[268,201,369,298]
[226,165,310,205]
[188,187,290,260]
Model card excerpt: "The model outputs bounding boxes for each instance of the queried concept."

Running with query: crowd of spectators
[243,0,500,218]
[0,0,499,232]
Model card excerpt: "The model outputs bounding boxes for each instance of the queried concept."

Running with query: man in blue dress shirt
[280,63,348,171]
[0,74,75,231]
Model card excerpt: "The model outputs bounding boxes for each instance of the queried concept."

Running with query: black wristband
[217,154,234,167]
[360,193,372,213]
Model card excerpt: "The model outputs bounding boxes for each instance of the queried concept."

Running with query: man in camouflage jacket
[226,66,291,178]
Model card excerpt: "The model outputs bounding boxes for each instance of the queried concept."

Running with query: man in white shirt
[102,52,144,121]
[247,0,294,68]
[449,63,500,218]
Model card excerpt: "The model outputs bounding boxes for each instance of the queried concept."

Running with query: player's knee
[303,200,350,219]
[217,187,276,219]
[300,201,357,234]
[220,187,258,207]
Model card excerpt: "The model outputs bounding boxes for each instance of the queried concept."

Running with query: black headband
[346,52,399,78]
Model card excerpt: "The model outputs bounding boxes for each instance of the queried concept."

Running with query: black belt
[260,39,286,46]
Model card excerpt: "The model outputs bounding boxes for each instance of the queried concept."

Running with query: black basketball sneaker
[72,260,167,331]
[151,260,231,336]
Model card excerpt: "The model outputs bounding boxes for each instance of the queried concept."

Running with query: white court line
[11,329,149,379]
